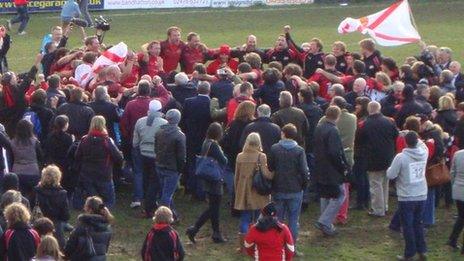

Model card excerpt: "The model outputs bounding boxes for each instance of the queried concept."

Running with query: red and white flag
[338,0,421,46]
[80,42,128,86]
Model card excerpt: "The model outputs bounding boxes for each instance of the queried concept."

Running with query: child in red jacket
[245,202,295,261]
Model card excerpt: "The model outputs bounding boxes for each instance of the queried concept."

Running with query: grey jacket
[451,150,464,202]
[132,112,167,158]
[387,140,428,201]
[268,139,309,194]
[155,124,186,172]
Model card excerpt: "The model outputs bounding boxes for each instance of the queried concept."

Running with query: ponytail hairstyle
[84,196,115,224]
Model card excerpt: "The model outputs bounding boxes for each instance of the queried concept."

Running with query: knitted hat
[2,172,19,192]
[166,109,181,125]
[219,44,231,56]
[149,99,162,113]
[261,202,277,217]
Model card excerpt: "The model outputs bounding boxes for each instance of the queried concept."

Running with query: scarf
[2,84,15,108]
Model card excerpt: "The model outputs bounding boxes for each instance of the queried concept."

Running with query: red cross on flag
[337,0,421,46]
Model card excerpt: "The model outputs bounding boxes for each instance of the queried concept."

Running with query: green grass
[4,1,464,259]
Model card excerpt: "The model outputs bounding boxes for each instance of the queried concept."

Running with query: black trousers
[141,155,160,216]
[449,200,464,245]
[194,193,222,233]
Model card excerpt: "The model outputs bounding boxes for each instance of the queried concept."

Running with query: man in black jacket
[313,106,348,236]
[239,104,280,155]
[155,109,186,217]
[167,72,198,106]
[29,89,55,143]
[357,101,398,217]
[89,86,120,141]
[268,124,309,252]
[57,88,95,140]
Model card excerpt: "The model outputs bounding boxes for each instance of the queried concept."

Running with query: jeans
[398,200,427,258]
[78,0,93,26]
[367,170,389,216]
[354,157,369,208]
[390,208,401,231]
[239,210,260,234]
[74,179,115,209]
[423,187,435,226]
[11,5,29,33]
[319,184,346,228]
[194,193,222,232]
[273,191,303,242]
[157,167,180,212]
[141,155,159,216]
[448,200,464,246]
[132,147,144,201]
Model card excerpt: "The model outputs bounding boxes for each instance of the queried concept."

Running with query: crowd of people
[0,14,464,260]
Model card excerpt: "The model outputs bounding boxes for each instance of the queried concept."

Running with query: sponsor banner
[211,0,253,8]
[265,0,313,5]
[0,0,104,13]
[104,0,210,9]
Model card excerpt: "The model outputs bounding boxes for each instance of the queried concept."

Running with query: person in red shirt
[180,32,215,74]
[206,44,238,75]
[309,54,343,100]
[381,57,400,82]
[226,82,255,125]
[264,34,298,68]
[160,26,186,73]
[138,41,164,78]
[120,51,140,88]
[7,0,29,35]
[244,202,295,261]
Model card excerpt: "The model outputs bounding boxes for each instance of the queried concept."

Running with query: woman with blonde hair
[0,202,41,261]
[141,206,185,261]
[74,115,123,208]
[33,235,63,261]
[434,95,458,134]
[64,196,113,260]
[234,132,273,253]
[35,165,70,249]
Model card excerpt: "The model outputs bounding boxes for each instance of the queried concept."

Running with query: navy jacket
[182,95,212,156]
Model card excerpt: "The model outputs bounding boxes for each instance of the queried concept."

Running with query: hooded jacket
[387,140,429,201]
[64,214,112,261]
[268,139,309,194]
[141,223,185,261]
[133,111,167,158]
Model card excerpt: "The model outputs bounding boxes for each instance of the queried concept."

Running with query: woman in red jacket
[244,202,295,261]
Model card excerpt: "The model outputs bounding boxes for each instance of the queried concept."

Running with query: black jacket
[298,101,323,153]
[268,140,309,194]
[41,36,68,78]
[57,101,95,140]
[43,130,73,170]
[0,223,39,261]
[64,214,112,261]
[75,134,123,182]
[415,95,433,116]
[313,120,348,189]
[89,100,120,140]
[141,224,185,261]
[434,109,458,135]
[30,104,55,143]
[200,139,228,196]
[221,119,251,169]
[239,117,281,155]
[182,95,212,158]
[455,118,464,149]
[168,83,198,106]
[455,73,464,103]
[155,124,186,172]
[211,79,234,108]
[46,88,67,108]
[357,113,398,171]
[35,186,70,222]
[0,34,10,74]
[363,50,382,78]
[380,92,399,118]
[253,81,285,113]
[421,126,445,165]
[335,54,348,74]
[285,32,324,78]
[396,99,428,128]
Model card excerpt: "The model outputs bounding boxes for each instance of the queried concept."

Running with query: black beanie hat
[261,202,277,217]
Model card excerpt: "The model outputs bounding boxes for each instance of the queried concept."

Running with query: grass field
[3,1,464,260]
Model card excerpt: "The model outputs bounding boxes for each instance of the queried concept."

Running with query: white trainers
[130,201,141,208]
[17,31,26,36]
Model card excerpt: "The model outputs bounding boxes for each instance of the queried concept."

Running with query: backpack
[22,110,42,137]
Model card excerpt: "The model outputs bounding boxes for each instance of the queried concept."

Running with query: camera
[217,68,228,75]
[94,16,111,31]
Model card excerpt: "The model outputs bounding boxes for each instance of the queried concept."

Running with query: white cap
[149,99,162,112]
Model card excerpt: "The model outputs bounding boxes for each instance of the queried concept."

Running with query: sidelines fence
[0,0,313,13]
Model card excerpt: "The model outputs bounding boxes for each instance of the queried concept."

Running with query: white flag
[338,0,421,46]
